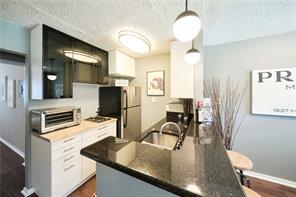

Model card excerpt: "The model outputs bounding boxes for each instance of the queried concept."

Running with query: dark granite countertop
[81,119,245,197]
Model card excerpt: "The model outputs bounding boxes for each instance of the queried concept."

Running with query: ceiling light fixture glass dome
[47,74,57,81]
[173,0,201,42]
[118,30,151,53]
[47,58,57,81]
[184,40,200,64]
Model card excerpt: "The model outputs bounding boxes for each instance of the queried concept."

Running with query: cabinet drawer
[52,149,81,172]
[52,159,81,197]
[52,141,80,162]
[51,133,81,151]
[82,131,110,148]
[107,122,116,137]
[82,124,112,139]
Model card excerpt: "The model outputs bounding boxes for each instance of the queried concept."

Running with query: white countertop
[32,118,117,142]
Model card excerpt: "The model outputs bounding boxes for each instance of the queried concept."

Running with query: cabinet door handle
[97,126,108,131]
[97,132,108,139]
[64,137,75,143]
[64,164,75,172]
[64,155,75,162]
[64,146,75,153]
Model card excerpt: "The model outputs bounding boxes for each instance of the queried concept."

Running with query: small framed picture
[18,79,25,98]
[147,70,164,96]
[0,76,8,101]
[8,79,16,108]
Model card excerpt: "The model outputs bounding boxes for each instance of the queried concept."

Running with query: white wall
[131,54,171,132]
[194,32,204,98]
[0,20,100,153]
[0,19,30,54]
[29,83,99,119]
[0,20,29,155]
[0,63,25,153]
[204,32,296,182]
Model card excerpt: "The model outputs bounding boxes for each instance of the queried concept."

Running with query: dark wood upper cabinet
[31,24,108,100]
[42,25,73,99]
[72,39,98,84]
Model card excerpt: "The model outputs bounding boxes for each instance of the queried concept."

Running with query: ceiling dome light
[173,0,201,42]
[64,50,100,63]
[118,30,151,53]
[185,48,200,64]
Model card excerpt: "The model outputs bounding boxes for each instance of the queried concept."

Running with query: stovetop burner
[86,116,111,123]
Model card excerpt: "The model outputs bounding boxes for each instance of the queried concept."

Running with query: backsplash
[29,83,99,119]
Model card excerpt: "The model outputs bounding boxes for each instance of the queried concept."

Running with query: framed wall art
[0,76,8,101]
[147,70,164,96]
[18,79,25,98]
[8,79,16,108]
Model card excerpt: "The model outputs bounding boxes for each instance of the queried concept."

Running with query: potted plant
[204,77,246,150]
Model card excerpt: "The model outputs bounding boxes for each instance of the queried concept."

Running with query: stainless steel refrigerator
[99,86,141,140]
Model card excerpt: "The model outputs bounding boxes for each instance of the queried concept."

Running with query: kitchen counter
[80,119,245,197]
[32,118,117,142]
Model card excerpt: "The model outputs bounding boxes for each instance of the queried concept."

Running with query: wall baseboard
[245,171,296,189]
[21,187,35,197]
[0,137,24,158]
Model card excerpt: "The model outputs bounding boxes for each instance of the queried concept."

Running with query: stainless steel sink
[141,131,179,150]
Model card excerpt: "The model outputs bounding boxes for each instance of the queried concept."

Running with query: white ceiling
[1,0,296,58]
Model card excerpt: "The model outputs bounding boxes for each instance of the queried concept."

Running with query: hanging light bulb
[185,40,200,64]
[47,58,57,81]
[173,0,201,42]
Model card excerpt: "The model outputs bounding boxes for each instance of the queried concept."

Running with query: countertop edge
[80,148,202,197]
[32,118,117,142]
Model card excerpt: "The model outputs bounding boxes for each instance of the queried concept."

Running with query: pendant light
[173,0,201,42]
[185,40,200,64]
[47,58,57,81]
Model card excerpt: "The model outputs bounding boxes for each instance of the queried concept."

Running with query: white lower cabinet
[82,122,116,180]
[52,159,81,196]
[31,121,116,197]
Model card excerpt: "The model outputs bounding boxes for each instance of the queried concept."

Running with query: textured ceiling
[1,0,296,58]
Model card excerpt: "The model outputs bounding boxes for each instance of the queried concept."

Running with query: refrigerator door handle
[123,90,128,128]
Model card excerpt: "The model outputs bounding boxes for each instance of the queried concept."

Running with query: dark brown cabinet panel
[72,39,98,84]
[43,25,73,99]
[31,24,108,99]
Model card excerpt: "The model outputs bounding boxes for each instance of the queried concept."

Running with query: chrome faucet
[160,122,182,136]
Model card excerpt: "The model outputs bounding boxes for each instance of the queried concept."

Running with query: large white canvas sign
[252,67,296,117]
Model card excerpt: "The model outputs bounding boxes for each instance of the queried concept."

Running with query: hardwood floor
[1,141,295,197]
[0,141,25,197]
[251,177,296,197]
[69,176,96,197]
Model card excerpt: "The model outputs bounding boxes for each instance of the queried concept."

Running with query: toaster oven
[31,107,81,133]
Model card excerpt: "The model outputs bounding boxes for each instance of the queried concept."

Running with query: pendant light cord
[185,0,188,11]
[50,58,54,73]
[51,60,53,73]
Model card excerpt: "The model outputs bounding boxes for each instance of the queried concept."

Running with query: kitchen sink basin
[141,131,179,150]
